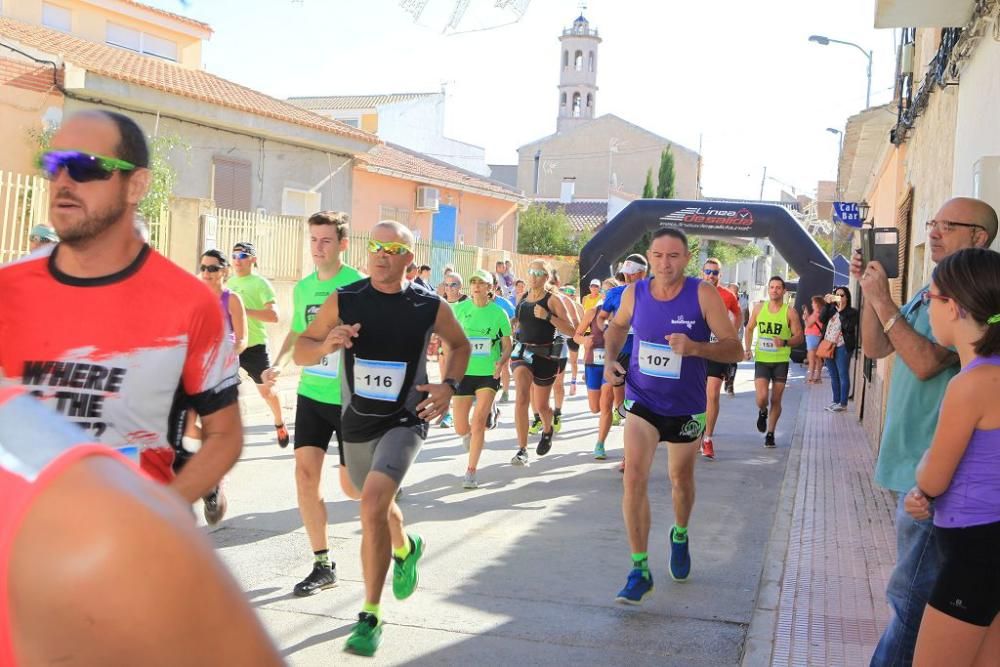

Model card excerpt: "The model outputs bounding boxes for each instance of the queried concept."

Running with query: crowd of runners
[2,111,998,665]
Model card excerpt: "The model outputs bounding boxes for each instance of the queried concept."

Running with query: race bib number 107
[353,358,407,402]
[638,340,681,379]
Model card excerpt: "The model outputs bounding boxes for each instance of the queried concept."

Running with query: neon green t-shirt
[754,302,792,363]
[292,264,364,405]
[227,273,277,348]
[452,299,512,377]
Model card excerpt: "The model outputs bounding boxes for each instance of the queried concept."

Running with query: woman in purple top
[174,249,247,525]
[907,247,1000,665]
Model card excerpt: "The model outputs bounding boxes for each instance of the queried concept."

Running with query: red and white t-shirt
[0,244,239,483]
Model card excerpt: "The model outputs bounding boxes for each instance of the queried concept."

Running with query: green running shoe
[528,415,542,434]
[392,534,425,600]
[553,413,562,433]
[611,409,623,427]
[344,612,382,656]
[594,442,606,460]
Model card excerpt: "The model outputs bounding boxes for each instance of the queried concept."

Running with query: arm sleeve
[183,295,240,416]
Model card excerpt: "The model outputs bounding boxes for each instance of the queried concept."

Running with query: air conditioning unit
[416,186,440,211]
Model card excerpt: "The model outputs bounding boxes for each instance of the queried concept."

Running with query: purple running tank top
[626,277,711,416]
[934,354,1000,528]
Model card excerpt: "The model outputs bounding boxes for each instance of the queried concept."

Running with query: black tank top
[337,279,441,441]
[516,291,558,345]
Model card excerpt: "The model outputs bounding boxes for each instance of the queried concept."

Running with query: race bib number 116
[353,358,407,402]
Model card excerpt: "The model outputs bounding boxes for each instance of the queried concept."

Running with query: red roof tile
[357,143,523,201]
[0,17,376,145]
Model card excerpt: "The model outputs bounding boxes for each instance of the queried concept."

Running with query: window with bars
[378,205,411,225]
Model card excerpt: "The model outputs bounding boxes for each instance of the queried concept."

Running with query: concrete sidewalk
[742,378,897,667]
[214,362,802,665]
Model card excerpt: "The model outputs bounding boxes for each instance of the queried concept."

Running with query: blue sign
[833,202,864,228]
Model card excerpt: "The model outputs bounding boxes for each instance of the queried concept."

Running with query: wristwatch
[442,378,460,394]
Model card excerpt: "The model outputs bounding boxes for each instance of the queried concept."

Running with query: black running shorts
[754,361,789,383]
[706,361,728,379]
[294,394,344,464]
[456,374,501,396]
[928,520,1000,627]
[239,344,271,385]
[624,401,706,444]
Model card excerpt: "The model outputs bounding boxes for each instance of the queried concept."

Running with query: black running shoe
[293,562,337,597]
[764,432,776,448]
[756,409,768,434]
[536,429,554,456]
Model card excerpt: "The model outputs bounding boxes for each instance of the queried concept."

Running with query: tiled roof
[288,92,438,111]
[0,17,376,145]
[535,199,607,232]
[357,143,523,201]
[117,0,212,32]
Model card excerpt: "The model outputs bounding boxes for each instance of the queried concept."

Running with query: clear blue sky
[153,0,897,200]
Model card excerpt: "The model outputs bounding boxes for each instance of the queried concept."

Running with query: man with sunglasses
[27,224,58,253]
[227,241,289,448]
[436,273,468,428]
[701,258,743,460]
[263,211,363,598]
[0,110,241,502]
[295,221,470,656]
[854,197,999,665]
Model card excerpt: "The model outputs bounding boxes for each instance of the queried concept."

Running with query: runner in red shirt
[702,258,744,460]
[0,387,282,666]
[0,110,241,503]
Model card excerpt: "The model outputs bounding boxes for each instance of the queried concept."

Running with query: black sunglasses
[199,264,223,273]
[37,150,136,183]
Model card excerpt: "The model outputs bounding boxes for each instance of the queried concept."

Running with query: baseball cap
[30,224,58,242]
[562,285,576,295]
[233,241,256,256]
[589,278,601,287]
[470,269,494,285]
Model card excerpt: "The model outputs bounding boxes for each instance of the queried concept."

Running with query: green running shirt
[227,273,277,348]
[292,265,364,404]
[452,299,512,377]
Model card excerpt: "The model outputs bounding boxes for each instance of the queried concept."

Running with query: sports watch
[442,378,460,394]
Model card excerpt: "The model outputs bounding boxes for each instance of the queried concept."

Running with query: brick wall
[0,56,63,95]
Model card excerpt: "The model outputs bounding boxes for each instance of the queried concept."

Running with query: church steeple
[557,10,601,133]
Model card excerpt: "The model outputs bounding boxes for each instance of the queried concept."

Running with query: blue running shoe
[669,528,691,582]
[615,568,653,605]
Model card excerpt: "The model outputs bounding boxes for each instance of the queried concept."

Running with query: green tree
[628,148,678,257]
[656,146,676,199]
[139,134,187,225]
[642,167,655,199]
[517,203,582,255]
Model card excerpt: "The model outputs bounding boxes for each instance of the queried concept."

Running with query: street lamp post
[826,127,844,200]
[809,35,873,109]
